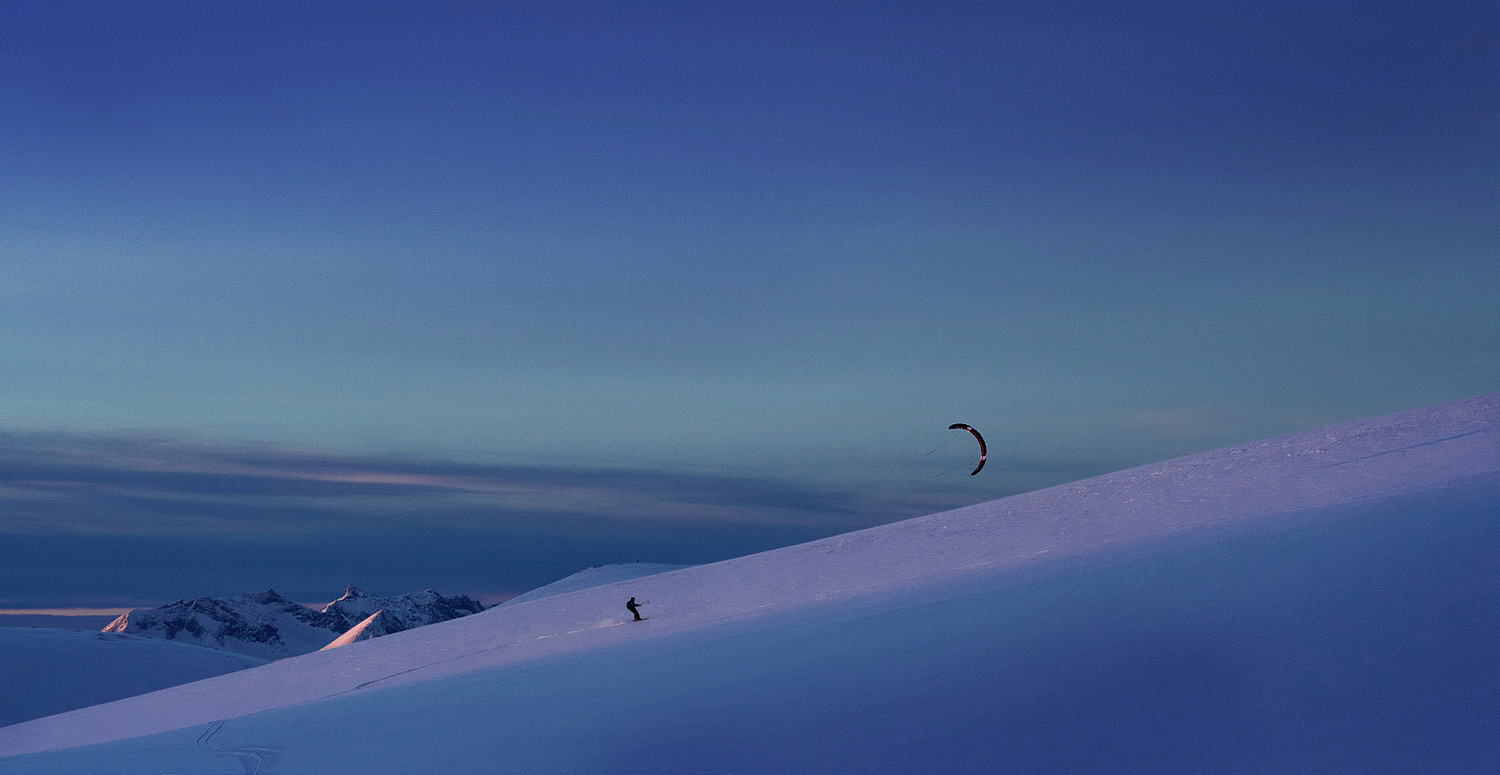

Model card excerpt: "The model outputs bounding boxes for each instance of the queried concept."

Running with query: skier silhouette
[626,597,643,621]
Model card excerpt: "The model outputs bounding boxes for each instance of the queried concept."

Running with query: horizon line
[0,608,135,616]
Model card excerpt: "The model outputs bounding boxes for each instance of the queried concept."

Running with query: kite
[948,423,986,476]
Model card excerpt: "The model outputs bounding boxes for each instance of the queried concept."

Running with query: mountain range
[101,586,484,659]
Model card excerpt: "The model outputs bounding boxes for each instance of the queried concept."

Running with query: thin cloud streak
[0,432,1094,607]
[0,432,1029,539]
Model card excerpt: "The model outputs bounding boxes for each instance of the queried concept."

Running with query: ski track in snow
[193,720,276,775]
[1319,428,1490,467]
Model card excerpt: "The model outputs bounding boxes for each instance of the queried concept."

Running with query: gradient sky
[2,2,1496,607]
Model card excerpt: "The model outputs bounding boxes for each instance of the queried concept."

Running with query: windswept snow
[0,628,264,727]
[1,394,1496,773]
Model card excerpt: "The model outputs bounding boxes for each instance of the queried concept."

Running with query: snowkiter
[626,597,643,621]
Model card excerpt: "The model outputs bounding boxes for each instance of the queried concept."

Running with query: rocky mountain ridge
[103,586,484,659]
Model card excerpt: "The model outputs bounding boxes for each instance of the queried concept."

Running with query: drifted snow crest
[103,586,484,659]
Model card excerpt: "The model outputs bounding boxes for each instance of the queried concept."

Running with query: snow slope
[0,629,264,728]
[1,394,1496,773]
[498,562,690,607]
[318,611,395,651]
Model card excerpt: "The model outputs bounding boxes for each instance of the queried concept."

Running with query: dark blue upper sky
[1,1,1496,605]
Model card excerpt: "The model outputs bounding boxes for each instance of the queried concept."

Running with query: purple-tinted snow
[1,394,1496,772]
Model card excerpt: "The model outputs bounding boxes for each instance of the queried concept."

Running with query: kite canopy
[948,424,987,476]
[948,422,984,470]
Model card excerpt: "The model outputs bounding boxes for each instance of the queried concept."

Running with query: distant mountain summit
[103,587,484,659]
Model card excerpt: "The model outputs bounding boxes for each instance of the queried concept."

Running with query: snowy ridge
[319,611,396,651]
[1,394,1497,769]
[499,562,690,607]
[101,587,484,659]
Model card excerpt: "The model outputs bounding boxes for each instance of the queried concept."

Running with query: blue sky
[2,1,1496,606]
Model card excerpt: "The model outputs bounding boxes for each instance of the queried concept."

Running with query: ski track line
[191,719,276,775]
[1321,428,1492,468]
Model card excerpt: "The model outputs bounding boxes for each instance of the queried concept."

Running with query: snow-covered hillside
[0,628,264,727]
[1,394,1496,773]
[498,562,689,607]
[318,568,684,651]
[102,587,483,659]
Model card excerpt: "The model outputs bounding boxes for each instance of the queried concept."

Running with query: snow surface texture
[1,394,1497,773]
[101,587,483,659]
[0,629,264,728]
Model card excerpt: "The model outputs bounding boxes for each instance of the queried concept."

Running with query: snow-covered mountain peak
[243,589,291,606]
[101,591,342,660]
